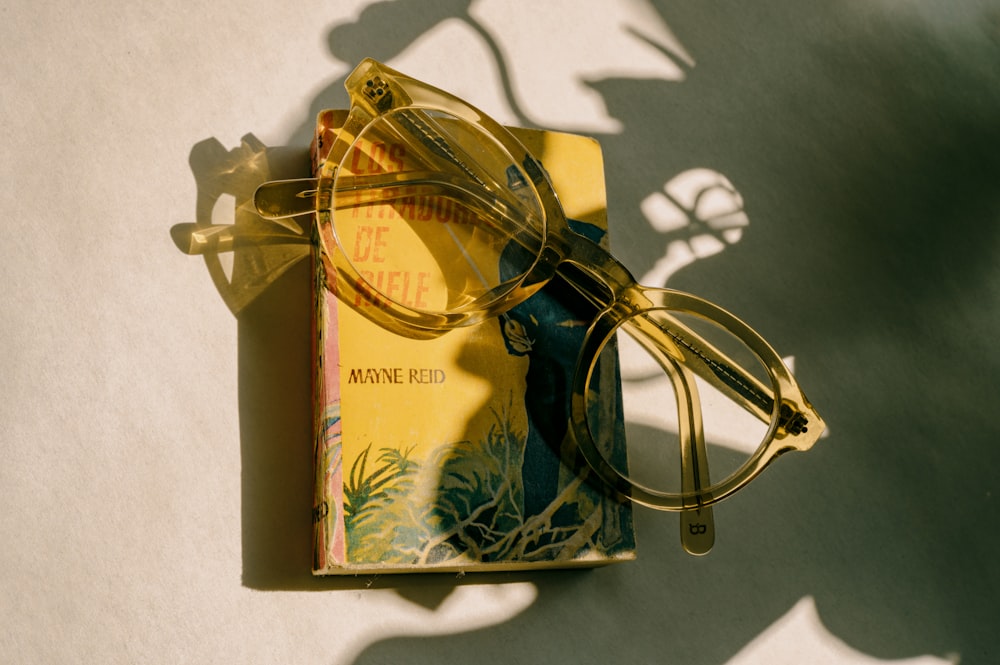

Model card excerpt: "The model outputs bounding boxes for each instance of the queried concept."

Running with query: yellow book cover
[311,110,636,574]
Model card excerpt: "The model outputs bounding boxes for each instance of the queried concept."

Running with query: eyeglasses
[246,59,825,554]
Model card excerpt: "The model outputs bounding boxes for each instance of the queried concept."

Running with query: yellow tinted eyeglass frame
[251,58,826,522]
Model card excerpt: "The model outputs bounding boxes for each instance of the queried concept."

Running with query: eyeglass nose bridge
[547,227,647,308]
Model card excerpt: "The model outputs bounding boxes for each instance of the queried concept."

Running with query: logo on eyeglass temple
[362,76,393,110]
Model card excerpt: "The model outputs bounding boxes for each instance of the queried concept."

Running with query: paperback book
[310,110,636,573]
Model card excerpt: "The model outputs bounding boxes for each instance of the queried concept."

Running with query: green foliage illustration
[342,402,627,566]
[343,443,423,562]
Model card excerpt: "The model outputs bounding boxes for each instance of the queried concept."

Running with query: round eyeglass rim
[313,59,568,335]
[570,289,804,511]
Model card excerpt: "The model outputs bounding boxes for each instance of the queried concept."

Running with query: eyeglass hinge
[362,76,394,111]
[778,403,809,436]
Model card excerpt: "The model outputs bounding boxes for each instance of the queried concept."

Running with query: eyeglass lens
[586,308,775,500]
[330,108,545,315]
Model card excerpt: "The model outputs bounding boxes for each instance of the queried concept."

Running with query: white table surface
[3,1,998,663]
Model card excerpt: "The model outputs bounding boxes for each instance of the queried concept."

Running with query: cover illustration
[310,110,636,573]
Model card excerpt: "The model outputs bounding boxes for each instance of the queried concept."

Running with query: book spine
[312,111,347,572]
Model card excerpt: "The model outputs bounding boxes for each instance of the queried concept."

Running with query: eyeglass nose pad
[253,178,322,219]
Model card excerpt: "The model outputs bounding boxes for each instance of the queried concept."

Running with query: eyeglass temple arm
[176,170,525,258]
[555,236,778,428]
[251,174,794,437]
[637,329,716,554]
[254,170,534,217]
[636,303,825,450]
[675,360,715,554]
[172,220,311,256]
[644,308,774,421]
[172,180,320,257]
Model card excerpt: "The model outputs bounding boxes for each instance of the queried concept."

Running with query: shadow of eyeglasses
[171,134,314,315]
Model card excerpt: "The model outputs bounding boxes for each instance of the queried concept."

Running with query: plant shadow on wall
[171,0,1000,662]
[327,2,1000,665]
